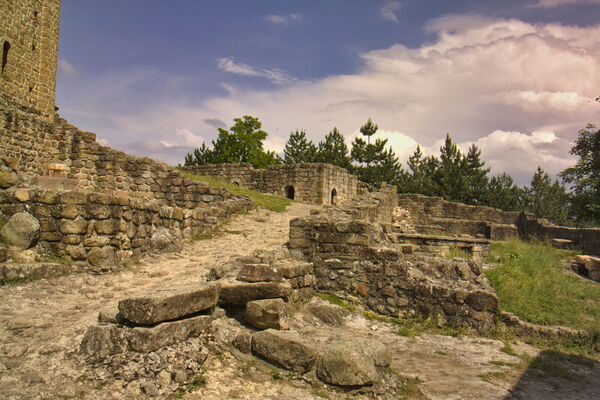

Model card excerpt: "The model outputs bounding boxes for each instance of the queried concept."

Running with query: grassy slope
[485,238,600,336]
[177,169,292,212]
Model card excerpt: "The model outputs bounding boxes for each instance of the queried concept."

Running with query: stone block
[275,261,313,278]
[118,283,219,325]
[127,315,212,352]
[60,191,88,205]
[59,204,79,219]
[237,263,283,282]
[14,188,30,202]
[251,329,317,373]
[219,281,293,304]
[60,218,88,234]
[0,212,40,249]
[246,299,290,330]
[94,219,118,235]
[87,247,116,268]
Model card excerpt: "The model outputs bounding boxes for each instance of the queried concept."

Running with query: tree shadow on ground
[504,350,599,400]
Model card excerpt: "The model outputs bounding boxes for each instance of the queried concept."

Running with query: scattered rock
[0,212,40,249]
[245,298,290,330]
[251,329,317,374]
[118,283,219,325]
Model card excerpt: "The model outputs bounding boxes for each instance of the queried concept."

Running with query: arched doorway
[284,185,295,200]
[330,188,337,205]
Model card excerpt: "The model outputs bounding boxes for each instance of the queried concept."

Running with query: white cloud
[159,128,205,148]
[58,59,79,77]
[380,2,402,23]
[58,16,600,182]
[265,13,302,25]
[531,0,600,8]
[216,57,296,85]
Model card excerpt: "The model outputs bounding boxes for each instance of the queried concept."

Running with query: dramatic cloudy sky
[56,0,600,185]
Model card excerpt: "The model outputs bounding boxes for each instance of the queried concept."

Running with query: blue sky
[56,0,600,184]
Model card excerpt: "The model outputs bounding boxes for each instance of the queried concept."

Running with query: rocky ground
[1,202,599,399]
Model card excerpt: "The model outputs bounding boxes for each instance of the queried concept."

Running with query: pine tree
[524,166,569,225]
[463,144,490,205]
[485,173,523,211]
[438,134,467,202]
[560,123,600,225]
[316,128,352,169]
[283,130,317,164]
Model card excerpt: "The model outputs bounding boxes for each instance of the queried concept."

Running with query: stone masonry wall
[183,163,359,205]
[397,193,520,240]
[518,213,600,255]
[1,0,60,121]
[288,211,499,331]
[0,187,253,268]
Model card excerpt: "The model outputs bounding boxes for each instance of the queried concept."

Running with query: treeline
[184,116,599,227]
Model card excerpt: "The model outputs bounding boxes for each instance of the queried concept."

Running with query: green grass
[177,170,292,212]
[484,238,600,337]
[446,246,471,259]
[314,292,356,312]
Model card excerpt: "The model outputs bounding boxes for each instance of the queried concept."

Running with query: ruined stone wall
[0,0,60,121]
[517,213,600,255]
[182,163,359,205]
[0,187,253,267]
[397,193,519,240]
[288,213,498,331]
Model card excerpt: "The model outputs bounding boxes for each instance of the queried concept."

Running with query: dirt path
[0,202,598,399]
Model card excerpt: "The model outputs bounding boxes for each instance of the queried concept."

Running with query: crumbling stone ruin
[183,162,360,205]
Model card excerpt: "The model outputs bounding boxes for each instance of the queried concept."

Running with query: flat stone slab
[80,315,212,359]
[218,281,292,304]
[252,329,317,373]
[118,283,219,325]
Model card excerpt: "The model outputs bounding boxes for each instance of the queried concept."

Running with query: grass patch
[177,170,291,212]
[446,246,471,259]
[484,238,600,339]
[314,292,356,312]
[478,371,510,385]
[388,368,425,399]
[434,350,448,356]
[396,326,419,338]
[363,310,394,323]
[489,360,520,367]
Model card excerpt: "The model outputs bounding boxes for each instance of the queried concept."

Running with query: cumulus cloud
[380,1,402,23]
[58,59,79,77]
[531,0,600,8]
[58,16,600,182]
[202,118,227,128]
[217,57,296,85]
[265,13,301,25]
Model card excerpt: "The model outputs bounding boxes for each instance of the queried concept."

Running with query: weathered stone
[237,263,283,282]
[59,217,87,234]
[14,188,30,202]
[246,299,290,330]
[127,315,212,352]
[316,339,390,387]
[118,283,219,325]
[84,235,111,247]
[87,247,116,268]
[233,330,253,353]
[98,306,125,324]
[219,281,293,304]
[584,256,600,272]
[80,315,212,358]
[465,290,498,312]
[0,212,40,249]
[150,227,182,253]
[251,329,317,373]
[274,261,313,278]
[305,297,350,326]
[0,170,18,188]
[60,191,88,205]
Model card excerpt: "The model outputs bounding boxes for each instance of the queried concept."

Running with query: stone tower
[0,0,61,121]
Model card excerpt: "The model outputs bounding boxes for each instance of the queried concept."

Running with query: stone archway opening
[331,188,337,205]
[285,185,295,200]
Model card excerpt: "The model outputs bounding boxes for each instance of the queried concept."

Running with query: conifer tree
[316,128,352,169]
[283,130,317,164]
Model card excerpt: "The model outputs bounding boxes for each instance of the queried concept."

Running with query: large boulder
[304,297,350,326]
[316,339,391,387]
[118,283,219,325]
[0,212,40,249]
[251,329,317,373]
[245,298,290,330]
